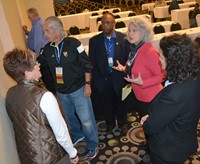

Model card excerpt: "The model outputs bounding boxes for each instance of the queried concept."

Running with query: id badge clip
[108,57,113,67]
[56,67,64,84]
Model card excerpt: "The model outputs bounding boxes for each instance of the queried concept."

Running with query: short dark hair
[3,48,36,82]
[160,34,200,83]
[101,12,115,21]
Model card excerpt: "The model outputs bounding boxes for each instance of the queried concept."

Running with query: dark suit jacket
[143,77,200,162]
[89,31,129,96]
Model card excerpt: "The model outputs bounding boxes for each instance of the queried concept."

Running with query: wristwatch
[85,81,91,85]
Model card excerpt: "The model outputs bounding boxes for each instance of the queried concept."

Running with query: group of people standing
[3,7,200,164]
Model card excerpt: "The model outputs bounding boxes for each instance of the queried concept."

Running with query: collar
[164,80,175,87]
[130,40,144,49]
[18,79,39,85]
[32,17,40,25]
[50,38,64,48]
[103,30,117,40]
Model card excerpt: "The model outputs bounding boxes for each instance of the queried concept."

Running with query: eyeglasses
[34,61,39,66]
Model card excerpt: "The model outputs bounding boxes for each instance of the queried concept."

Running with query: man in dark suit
[141,34,200,163]
[89,12,129,133]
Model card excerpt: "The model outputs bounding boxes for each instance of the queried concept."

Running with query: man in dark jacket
[89,12,129,134]
[38,16,99,159]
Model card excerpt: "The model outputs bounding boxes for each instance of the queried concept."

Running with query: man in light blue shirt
[23,8,48,56]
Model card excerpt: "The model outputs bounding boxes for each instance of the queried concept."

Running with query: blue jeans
[57,86,99,150]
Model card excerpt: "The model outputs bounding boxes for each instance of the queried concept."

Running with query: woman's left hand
[140,114,149,125]
[124,72,143,85]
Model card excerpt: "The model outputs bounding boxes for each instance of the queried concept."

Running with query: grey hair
[45,16,66,38]
[128,16,154,42]
[27,8,39,18]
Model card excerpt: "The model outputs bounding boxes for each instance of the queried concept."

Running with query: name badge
[108,57,113,67]
[55,67,64,84]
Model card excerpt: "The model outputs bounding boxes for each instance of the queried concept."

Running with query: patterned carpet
[74,112,200,164]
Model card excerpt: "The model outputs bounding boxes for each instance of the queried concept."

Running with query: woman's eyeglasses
[34,61,39,66]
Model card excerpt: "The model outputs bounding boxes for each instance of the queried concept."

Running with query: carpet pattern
[74,112,200,164]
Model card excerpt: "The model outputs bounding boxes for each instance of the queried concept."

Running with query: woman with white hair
[113,17,165,160]
[114,16,165,119]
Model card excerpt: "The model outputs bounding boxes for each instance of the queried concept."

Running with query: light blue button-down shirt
[27,17,48,56]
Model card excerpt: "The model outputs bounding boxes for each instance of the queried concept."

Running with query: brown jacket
[6,80,66,164]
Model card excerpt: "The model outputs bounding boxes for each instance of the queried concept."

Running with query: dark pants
[136,99,151,154]
[123,90,137,114]
[100,75,127,128]
[135,99,150,119]
[150,152,184,164]
[91,83,105,120]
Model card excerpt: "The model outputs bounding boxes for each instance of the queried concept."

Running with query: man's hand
[112,60,125,72]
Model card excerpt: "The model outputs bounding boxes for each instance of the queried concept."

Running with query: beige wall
[0,0,54,163]
[23,0,55,29]
[3,1,26,50]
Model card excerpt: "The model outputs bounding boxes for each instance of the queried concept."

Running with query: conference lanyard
[104,42,114,54]
[55,41,64,65]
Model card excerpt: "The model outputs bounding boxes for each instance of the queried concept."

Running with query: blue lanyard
[54,41,64,65]
[104,42,114,54]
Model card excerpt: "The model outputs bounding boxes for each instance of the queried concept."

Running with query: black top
[38,37,92,93]
[143,77,200,162]
[89,31,129,94]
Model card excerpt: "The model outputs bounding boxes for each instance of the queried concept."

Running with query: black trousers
[91,83,105,120]
[135,99,150,119]
[100,75,127,128]
[150,152,184,164]
[135,98,151,154]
